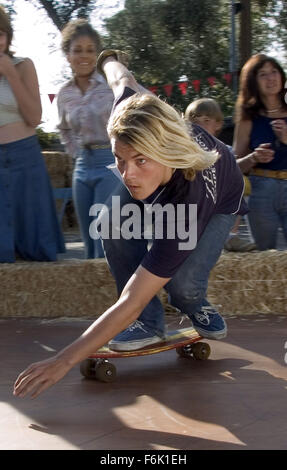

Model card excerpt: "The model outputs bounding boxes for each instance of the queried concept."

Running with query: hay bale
[207,250,287,314]
[0,250,286,318]
[0,259,117,318]
[42,151,73,188]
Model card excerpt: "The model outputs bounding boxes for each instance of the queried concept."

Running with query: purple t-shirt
[114,87,248,278]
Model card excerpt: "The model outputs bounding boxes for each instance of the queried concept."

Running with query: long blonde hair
[107,93,219,181]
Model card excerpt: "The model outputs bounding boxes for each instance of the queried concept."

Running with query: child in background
[185,98,224,137]
[185,98,256,252]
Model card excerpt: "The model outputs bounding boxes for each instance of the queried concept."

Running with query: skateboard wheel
[95,361,117,383]
[176,345,193,358]
[80,358,96,379]
[192,342,211,360]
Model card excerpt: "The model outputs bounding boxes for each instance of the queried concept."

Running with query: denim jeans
[73,147,121,258]
[102,184,235,335]
[248,175,287,250]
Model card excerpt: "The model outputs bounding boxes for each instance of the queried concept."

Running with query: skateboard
[80,327,211,383]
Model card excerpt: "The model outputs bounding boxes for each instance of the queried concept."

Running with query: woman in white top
[0,6,64,262]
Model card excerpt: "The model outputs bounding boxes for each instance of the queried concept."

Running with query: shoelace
[127,320,148,333]
[195,306,217,325]
[195,311,211,325]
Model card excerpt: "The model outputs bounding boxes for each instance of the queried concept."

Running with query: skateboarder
[14,50,247,399]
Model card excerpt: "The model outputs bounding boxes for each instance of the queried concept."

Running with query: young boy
[185,98,224,137]
[185,98,256,252]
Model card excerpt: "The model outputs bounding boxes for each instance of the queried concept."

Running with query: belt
[82,143,111,150]
[250,168,287,180]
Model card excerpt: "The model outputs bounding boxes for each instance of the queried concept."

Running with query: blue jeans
[73,147,121,258]
[102,184,235,335]
[248,175,287,250]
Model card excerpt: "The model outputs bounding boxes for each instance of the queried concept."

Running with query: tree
[266,0,287,64]
[3,0,96,30]
[238,0,279,67]
[104,0,276,113]
[239,0,252,67]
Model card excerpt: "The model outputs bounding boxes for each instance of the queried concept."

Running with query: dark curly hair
[61,19,102,56]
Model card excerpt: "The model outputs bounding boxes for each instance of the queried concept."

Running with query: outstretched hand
[13,356,72,399]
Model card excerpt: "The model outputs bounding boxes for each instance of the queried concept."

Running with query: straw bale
[207,250,287,315]
[0,259,117,318]
[42,151,73,188]
[0,250,286,318]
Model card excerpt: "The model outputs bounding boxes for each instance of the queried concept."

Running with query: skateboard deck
[90,327,202,358]
[80,328,211,382]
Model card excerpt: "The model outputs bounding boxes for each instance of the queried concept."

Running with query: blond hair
[108,93,219,181]
[185,98,223,123]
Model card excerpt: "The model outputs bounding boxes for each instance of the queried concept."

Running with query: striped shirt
[57,70,114,158]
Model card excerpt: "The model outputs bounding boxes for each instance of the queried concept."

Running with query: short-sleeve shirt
[114,87,248,278]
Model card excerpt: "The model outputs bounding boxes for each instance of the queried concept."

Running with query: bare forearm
[236,153,257,173]
[102,57,139,96]
[57,296,142,367]
[6,69,41,127]
[236,142,275,172]
[13,267,169,398]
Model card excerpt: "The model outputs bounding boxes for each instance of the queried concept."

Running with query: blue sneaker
[109,320,164,351]
[188,305,227,340]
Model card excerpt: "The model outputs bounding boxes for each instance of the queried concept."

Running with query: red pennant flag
[149,86,158,94]
[223,73,232,85]
[192,79,201,93]
[207,76,216,87]
[178,81,188,95]
[163,84,173,97]
[48,94,56,104]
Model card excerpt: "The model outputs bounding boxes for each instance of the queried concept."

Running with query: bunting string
[148,72,233,95]
[42,72,233,103]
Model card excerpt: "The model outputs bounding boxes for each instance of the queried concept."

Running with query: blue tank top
[250,115,287,170]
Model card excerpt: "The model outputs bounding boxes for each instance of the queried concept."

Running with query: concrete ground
[1,224,287,451]
[1,315,287,450]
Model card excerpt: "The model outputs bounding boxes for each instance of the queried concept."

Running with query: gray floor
[2,315,287,450]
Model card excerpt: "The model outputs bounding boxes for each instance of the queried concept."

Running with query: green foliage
[265,0,287,65]
[103,0,233,115]
[36,127,61,150]
[103,0,282,116]
[3,0,96,30]
[5,0,285,116]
